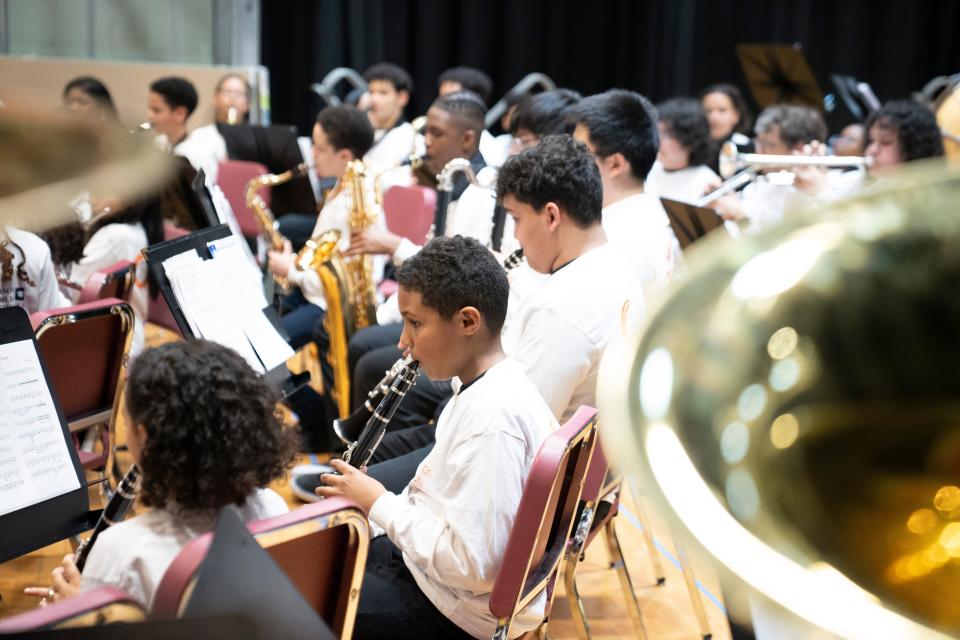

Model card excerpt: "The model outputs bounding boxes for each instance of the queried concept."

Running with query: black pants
[277,212,317,253]
[353,536,473,640]
[367,443,435,494]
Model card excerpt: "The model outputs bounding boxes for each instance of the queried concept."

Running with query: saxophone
[305,159,379,419]
[244,162,310,291]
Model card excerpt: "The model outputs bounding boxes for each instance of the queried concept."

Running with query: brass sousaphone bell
[600,163,960,639]
[0,101,172,231]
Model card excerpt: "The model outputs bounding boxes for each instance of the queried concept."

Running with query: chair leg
[627,476,666,585]
[674,537,712,639]
[603,519,648,639]
[563,553,592,639]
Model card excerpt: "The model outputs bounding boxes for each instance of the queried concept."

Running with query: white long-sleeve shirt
[645,161,719,204]
[369,358,557,639]
[284,180,387,309]
[1,228,70,313]
[80,488,288,609]
[601,192,681,300]
[503,243,644,423]
[364,122,416,176]
[68,222,149,354]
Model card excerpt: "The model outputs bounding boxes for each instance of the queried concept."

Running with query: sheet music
[162,242,292,374]
[0,339,81,517]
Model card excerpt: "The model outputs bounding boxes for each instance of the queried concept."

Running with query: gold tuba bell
[305,159,379,419]
[599,162,960,639]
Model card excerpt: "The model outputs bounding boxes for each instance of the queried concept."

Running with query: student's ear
[459,306,481,336]
[172,105,189,125]
[544,202,562,232]
[337,148,354,164]
[397,90,410,109]
[461,128,478,154]
[605,152,630,179]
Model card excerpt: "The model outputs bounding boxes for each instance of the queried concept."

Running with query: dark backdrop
[262,0,960,134]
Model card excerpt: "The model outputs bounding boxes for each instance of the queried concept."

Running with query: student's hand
[344,229,403,257]
[24,554,82,606]
[267,239,295,277]
[316,459,387,513]
[708,194,746,221]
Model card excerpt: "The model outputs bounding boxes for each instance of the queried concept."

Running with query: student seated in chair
[25,340,298,609]
[317,235,557,639]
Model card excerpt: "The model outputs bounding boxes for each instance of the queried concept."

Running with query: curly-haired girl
[27,340,298,609]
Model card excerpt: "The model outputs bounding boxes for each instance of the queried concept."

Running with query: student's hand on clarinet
[24,554,82,606]
[317,459,387,513]
[344,229,402,257]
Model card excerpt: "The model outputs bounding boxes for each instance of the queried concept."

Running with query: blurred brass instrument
[244,163,310,291]
[408,115,436,188]
[599,163,960,638]
[308,159,379,418]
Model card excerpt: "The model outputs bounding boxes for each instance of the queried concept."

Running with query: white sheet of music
[0,339,81,517]
[162,244,293,373]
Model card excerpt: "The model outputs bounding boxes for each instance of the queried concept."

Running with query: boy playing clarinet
[318,235,557,639]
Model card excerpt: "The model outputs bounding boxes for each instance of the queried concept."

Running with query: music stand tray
[661,197,728,251]
[142,224,308,400]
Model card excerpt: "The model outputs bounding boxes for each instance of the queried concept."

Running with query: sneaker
[290,463,335,478]
[291,472,328,503]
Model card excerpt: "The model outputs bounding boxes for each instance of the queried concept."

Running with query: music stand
[0,307,99,563]
[142,224,308,399]
[661,198,728,251]
[181,507,336,640]
[190,169,221,229]
[735,43,824,110]
[218,124,316,217]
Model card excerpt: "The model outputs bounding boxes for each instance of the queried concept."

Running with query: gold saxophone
[244,162,311,292]
[303,159,379,419]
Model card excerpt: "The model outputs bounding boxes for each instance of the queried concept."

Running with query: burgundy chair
[152,497,369,640]
[379,184,437,297]
[77,259,135,305]
[30,298,134,472]
[145,223,189,336]
[489,406,599,640]
[382,184,435,247]
[0,587,144,632]
[216,159,271,241]
[563,442,647,638]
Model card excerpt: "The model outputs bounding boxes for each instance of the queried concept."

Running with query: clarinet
[341,361,420,469]
[502,248,524,272]
[333,356,413,445]
[74,465,141,571]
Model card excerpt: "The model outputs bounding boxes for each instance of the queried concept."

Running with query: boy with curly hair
[318,235,557,639]
[27,340,299,609]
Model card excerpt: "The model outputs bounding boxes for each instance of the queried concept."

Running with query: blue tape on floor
[620,505,727,615]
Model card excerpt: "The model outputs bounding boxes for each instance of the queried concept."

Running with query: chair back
[489,406,599,626]
[30,298,134,436]
[77,259,135,305]
[0,587,144,632]
[217,160,270,239]
[382,185,436,246]
[579,439,624,547]
[152,497,368,640]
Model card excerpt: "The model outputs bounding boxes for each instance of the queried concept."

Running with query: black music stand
[190,169,221,229]
[0,307,99,563]
[736,43,824,110]
[181,507,336,640]
[661,198,728,251]
[142,224,308,399]
[218,123,316,217]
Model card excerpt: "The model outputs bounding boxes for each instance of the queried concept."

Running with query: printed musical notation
[0,339,80,517]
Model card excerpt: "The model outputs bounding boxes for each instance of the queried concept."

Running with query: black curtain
[262,0,960,134]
